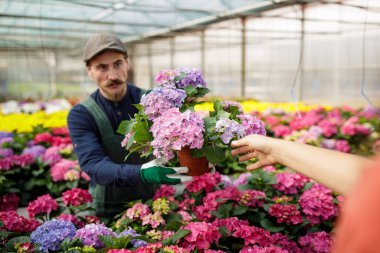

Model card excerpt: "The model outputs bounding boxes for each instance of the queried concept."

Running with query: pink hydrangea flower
[50,159,79,182]
[185,172,221,193]
[335,140,351,153]
[181,221,221,250]
[27,194,58,218]
[299,184,337,224]
[0,193,20,211]
[56,213,85,228]
[62,188,92,206]
[274,172,308,195]
[141,212,165,228]
[126,203,150,220]
[240,245,289,253]
[153,185,176,200]
[0,211,40,232]
[298,231,332,253]
[269,204,303,225]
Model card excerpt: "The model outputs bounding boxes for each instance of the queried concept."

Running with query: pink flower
[185,172,221,193]
[240,245,289,253]
[15,242,35,252]
[181,221,221,250]
[298,231,331,253]
[121,132,132,147]
[178,211,193,222]
[64,169,80,181]
[239,190,266,207]
[0,211,40,232]
[62,188,92,206]
[153,185,176,200]
[33,132,52,144]
[212,217,249,233]
[27,194,58,218]
[85,215,101,224]
[51,127,70,136]
[126,203,150,220]
[274,172,308,195]
[318,120,338,138]
[50,159,79,182]
[141,212,165,228]
[56,213,85,228]
[299,184,337,224]
[273,125,292,137]
[232,225,271,247]
[335,140,351,153]
[269,204,303,225]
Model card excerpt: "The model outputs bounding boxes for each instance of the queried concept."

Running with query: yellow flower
[152,198,170,215]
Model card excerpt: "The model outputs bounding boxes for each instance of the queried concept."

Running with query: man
[67,33,188,219]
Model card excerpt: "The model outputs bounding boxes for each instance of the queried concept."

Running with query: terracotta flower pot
[177,146,210,176]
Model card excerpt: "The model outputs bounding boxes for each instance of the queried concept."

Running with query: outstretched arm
[231,134,374,195]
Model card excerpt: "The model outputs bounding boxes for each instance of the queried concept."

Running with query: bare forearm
[272,138,373,195]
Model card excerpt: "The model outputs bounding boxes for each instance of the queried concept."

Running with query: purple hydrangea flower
[237,114,266,136]
[175,68,207,88]
[0,148,13,158]
[0,132,13,138]
[22,145,46,158]
[0,137,13,147]
[118,227,148,248]
[215,118,245,144]
[141,86,187,120]
[31,220,76,252]
[75,223,116,249]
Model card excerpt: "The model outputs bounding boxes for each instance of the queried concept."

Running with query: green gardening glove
[140,159,192,185]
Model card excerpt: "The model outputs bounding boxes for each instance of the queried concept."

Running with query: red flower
[0,193,20,211]
[33,133,52,144]
[85,215,101,224]
[51,127,70,136]
[26,194,58,218]
[15,242,35,253]
[0,211,40,233]
[56,213,85,228]
[62,188,92,206]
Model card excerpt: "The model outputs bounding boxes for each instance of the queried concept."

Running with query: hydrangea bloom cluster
[75,223,116,249]
[0,211,40,232]
[27,194,58,218]
[62,188,92,206]
[118,227,148,248]
[0,148,13,158]
[153,185,176,200]
[269,204,303,225]
[274,172,308,195]
[141,86,187,120]
[141,212,165,228]
[239,190,266,207]
[0,192,20,211]
[152,198,170,215]
[22,145,46,158]
[237,114,267,136]
[299,184,337,224]
[155,68,206,88]
[298,231,331,253]
[50,159,79,182]
[185,172,222,193]
[126,203,150,220]
[215,118,245,144]
[56,213,85,228]
[221,100,244,114]
[150,108,204,160]
[0,154,34,171]
[31,220,76,252]
[181,221,221,250]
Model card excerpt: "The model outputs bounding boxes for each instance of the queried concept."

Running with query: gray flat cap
[83,33,127,65]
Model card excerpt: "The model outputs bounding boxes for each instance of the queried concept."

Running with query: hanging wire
[290,4,303,119]
[361,0,374,107]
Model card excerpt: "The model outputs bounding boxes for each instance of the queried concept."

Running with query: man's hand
[140,159,192,185]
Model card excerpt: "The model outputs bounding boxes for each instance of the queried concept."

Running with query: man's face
[87,51,129,102]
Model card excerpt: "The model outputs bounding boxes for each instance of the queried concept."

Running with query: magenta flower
[26,194,58,218]
[335,139,351,153]
[299,184,337,224]
[126,203,150,220]
[62,188,92,206]
[153,185,176,200]
[240,245,288,253]
[274,172,308,195]
[185,172,221,193]
[50,159,79,182]
[298,231,332,253]
[269,204,303,225]
[181,221,221,250]
[56,213,85,228]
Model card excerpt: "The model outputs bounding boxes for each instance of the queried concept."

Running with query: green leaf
[184,85,197,97]
[218,226,231,237]
[162,229,191,246]
[165,220,183,231]
[217,110,230,119]
[117,120,136,135]
[260,218,285,232]
[231,205,248,216]
[98,235,115,248]
[114,236,132,249]
[195,87,210,97]
[203,146,226,164]
[213,100,222,113]
[211,203,232,218]
[190,148,204,158]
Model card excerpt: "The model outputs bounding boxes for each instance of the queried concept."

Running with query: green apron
[80,95,158,219]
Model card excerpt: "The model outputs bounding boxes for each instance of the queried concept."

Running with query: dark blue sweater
[67,84,143,187]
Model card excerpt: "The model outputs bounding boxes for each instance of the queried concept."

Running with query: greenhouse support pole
[148,42,154,89]
[201,30,206,77]
[241,17,247,98]
[298,3,305,101]
[170,37,175,69]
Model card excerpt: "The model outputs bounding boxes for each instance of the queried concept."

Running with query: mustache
[106,79,124,86]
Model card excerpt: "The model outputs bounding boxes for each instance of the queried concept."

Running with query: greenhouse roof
[0,0,317,50]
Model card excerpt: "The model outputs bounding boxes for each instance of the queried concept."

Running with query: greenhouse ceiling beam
[123,0,321,43]
[0,14,166,28]
[0,23,131,36]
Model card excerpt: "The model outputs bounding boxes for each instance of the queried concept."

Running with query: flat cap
[83,33,127,65]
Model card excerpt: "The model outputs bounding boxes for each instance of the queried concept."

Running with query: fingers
[172,166,189,174]
[246,161,263,171]
[231,145,255,157]
[167,174,193,183]
[238,151,258,162]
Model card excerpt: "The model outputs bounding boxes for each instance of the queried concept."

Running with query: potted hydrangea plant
[117,68,266,175]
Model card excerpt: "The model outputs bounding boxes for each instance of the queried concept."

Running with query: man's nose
[108,68,118,80]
